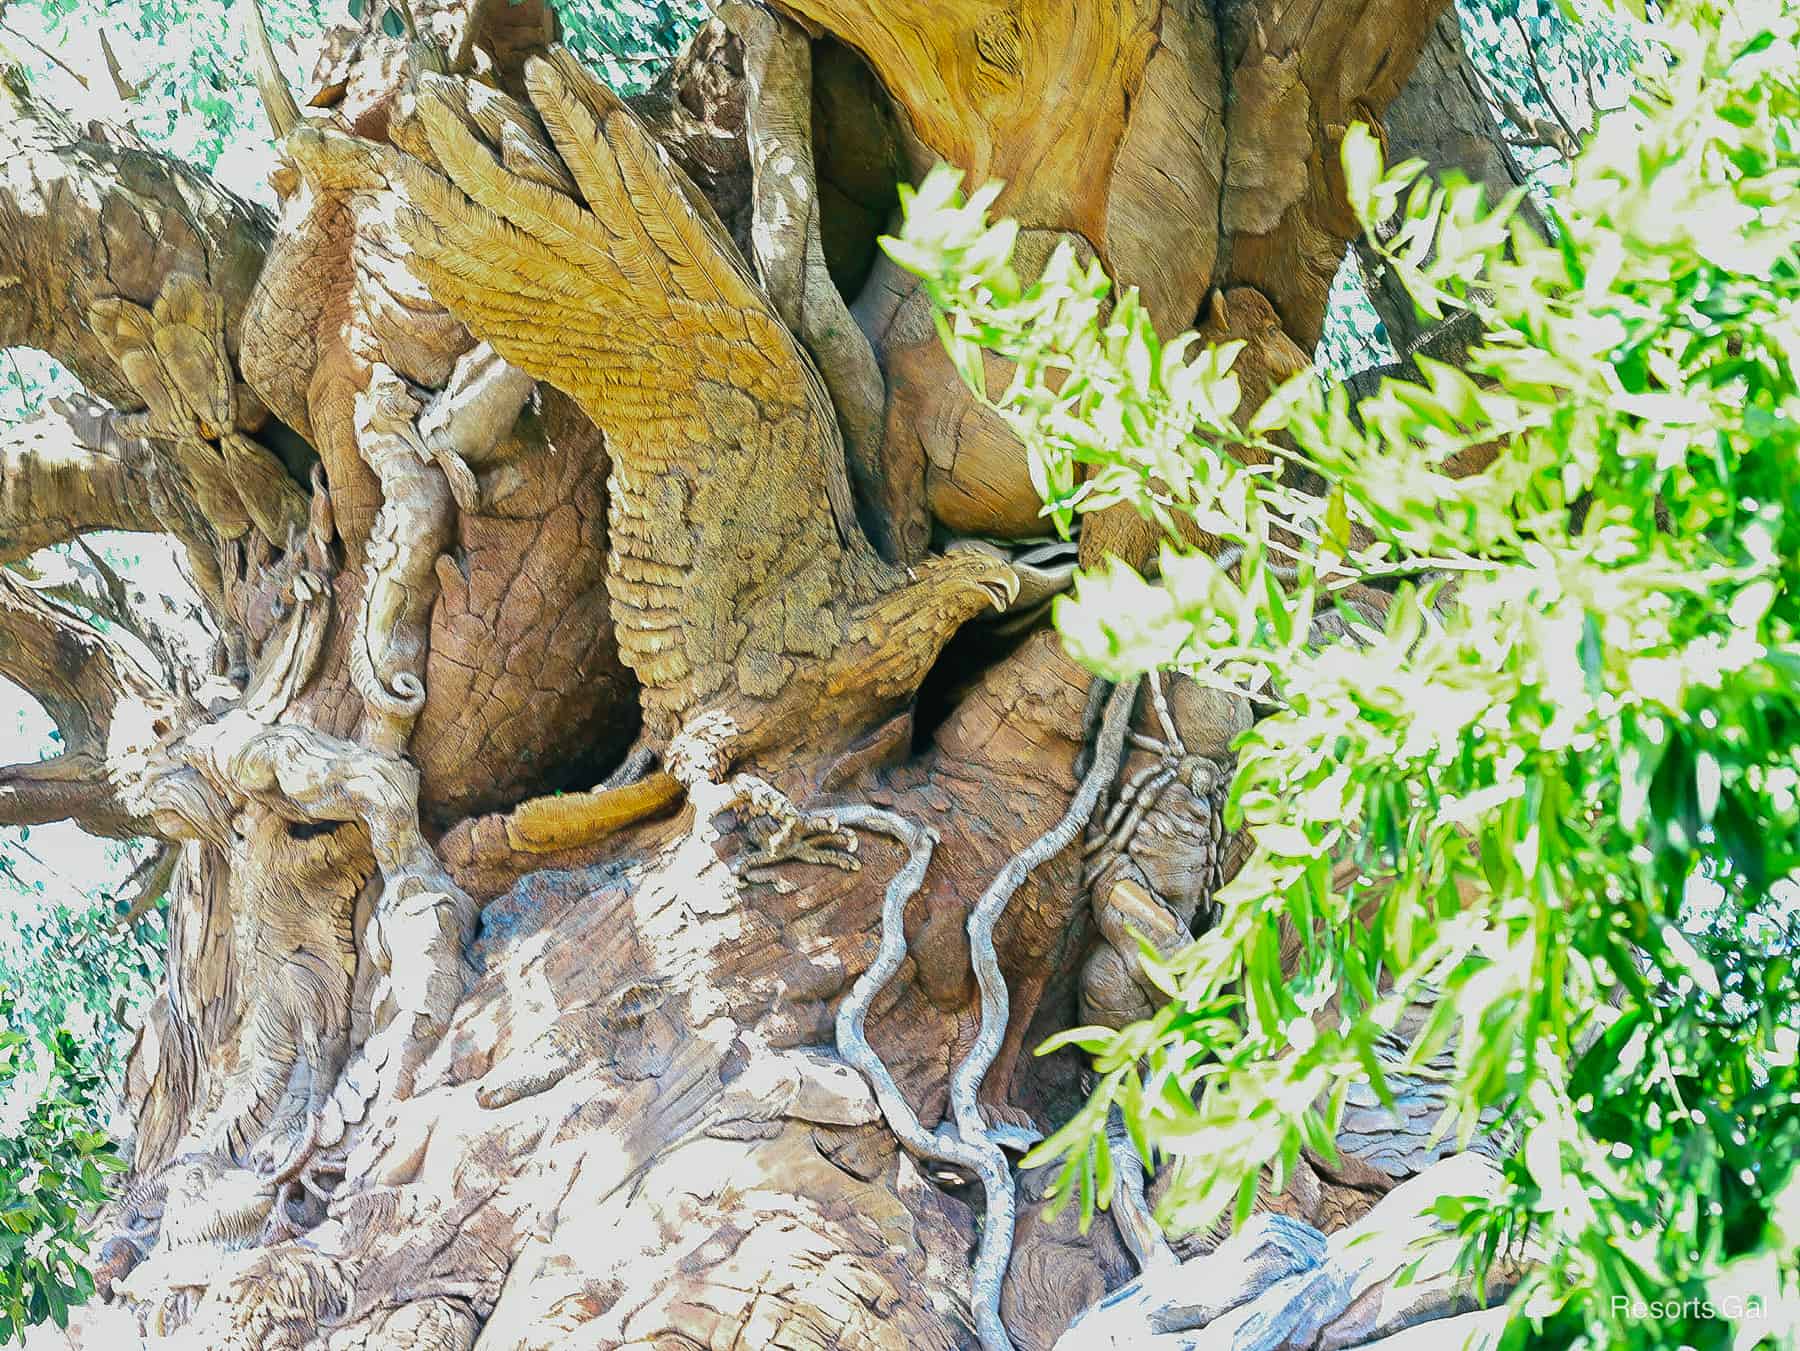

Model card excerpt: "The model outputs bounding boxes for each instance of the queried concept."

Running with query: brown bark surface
[0,2,1521,1346]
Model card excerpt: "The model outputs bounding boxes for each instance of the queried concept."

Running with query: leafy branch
[888,2,1800,1345]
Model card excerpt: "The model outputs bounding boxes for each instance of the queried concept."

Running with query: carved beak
[244,0,302,142]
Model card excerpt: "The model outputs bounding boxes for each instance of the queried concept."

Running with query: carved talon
[248,1109,349,1245]
[253,1113,321,1187]
[260,1181,308,1246]
[707,774,862,892]
[257,1146,344,1244]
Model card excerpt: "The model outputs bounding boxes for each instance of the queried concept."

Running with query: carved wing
[396,49,846,492]
[395,50,870,729]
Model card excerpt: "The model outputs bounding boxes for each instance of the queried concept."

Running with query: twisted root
[835,678,1141,1351]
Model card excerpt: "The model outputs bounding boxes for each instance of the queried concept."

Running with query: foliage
[0,0,700,183]
[0,847,167,1094]
[1314,253,1396,382]
[889,1,1800,1346]
[0,1003,129,1344]
[1,0,324,173]
[0,531,168,1348]
[1460,0,1644,182]
[557,0,704,95]
[1317,0,1648,387]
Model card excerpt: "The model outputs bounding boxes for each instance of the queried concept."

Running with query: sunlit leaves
[557,0,704,95]
[1,0,701,185]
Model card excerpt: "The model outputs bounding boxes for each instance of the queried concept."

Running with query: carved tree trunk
[0,3,1515,1347]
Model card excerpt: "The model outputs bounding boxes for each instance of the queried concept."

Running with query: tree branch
[108,841,176,928]
[1493,86,1582,159]
[0,751,133,835]
[17,537,198,689]
[0,73,272,412]
[0,569,173,835]
[1513,13,1584,153]
[0,396,166,565]
[1349,9,1547,382]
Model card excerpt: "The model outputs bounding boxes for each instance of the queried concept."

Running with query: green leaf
[1341,123,1384,226]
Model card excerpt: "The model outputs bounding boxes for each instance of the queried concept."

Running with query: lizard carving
[392,50,1019,871]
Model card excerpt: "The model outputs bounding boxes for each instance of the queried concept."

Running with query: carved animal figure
[1079,672,1251,1029]
[393,50,1018,870]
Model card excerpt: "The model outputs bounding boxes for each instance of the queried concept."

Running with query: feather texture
[396,51,1015,769]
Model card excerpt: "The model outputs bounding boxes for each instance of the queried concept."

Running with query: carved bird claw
[249,1114,320,1188]
[706,774,862,893]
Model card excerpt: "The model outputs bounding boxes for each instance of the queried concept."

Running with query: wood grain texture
[4,8,1534,1348]
[1217,0,1450,343]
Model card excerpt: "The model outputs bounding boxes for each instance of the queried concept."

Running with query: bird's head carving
[937,542,1023,618]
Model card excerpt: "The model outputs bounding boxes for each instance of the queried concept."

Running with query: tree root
[949,676,1140,1350]
[1105,1104,1175,1273]
[833,676,1140,1351]
[830,802,1030,1347]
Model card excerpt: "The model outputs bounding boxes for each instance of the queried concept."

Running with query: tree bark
[0,398,169,563]
[0,568,173,836]
[0,2,1534,1347]
[0,74,272,409]
[1346,8,1546,399]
